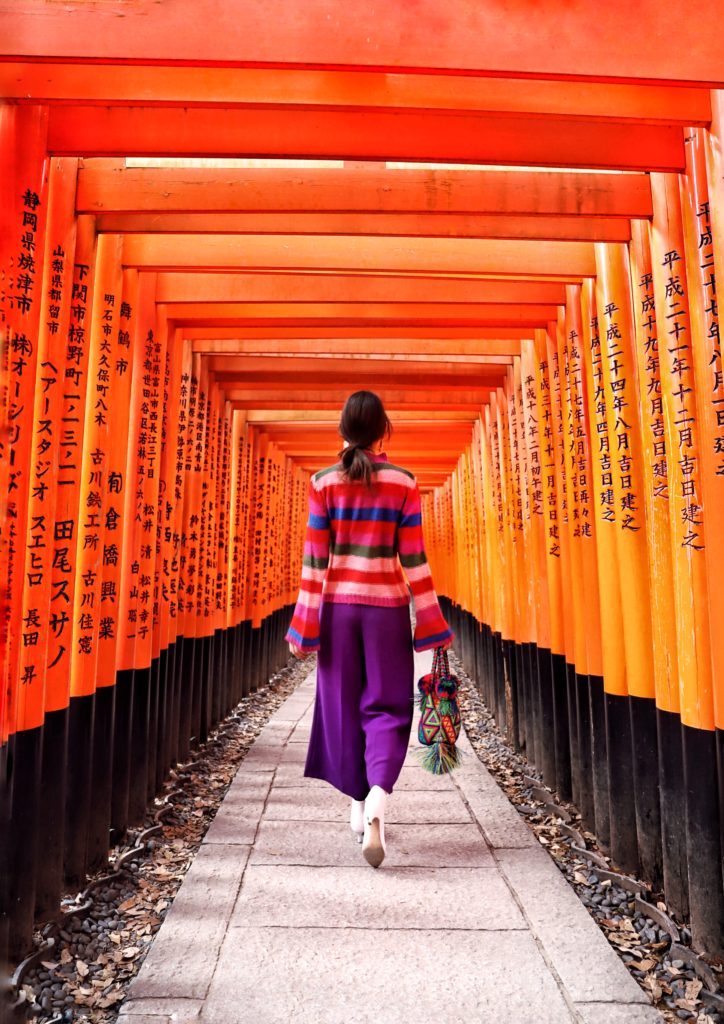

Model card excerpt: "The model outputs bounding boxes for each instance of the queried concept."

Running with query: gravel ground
[16,654,315,1024]
[449,649,723,1024]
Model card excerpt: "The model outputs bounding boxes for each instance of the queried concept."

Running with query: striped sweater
[285,451,454,653]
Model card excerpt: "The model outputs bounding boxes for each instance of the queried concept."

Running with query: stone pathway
[118,652,662,1024]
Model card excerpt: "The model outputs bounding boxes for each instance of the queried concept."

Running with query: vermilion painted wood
[47,106,686,170]
[156,274,568,304]
[96,211,632,242]
[245,410,477,421]
[226,389,494,405]
[185,328,529,342]
[3,0,723,82]
[187,337,528,354]
[121,233,596,276]
[78,165,653,219]
[166,302,561,327]
[205,355,508,379]
[1,63,711,123]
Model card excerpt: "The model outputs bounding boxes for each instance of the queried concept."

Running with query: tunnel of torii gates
[3,0,724,982]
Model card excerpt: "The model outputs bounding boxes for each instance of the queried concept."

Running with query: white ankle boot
[350,799,365,842]
[362,785,387,868]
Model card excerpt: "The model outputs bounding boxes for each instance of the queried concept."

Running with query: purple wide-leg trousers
[304,601,415,800]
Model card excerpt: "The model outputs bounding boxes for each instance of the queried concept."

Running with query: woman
[285,390,454,868]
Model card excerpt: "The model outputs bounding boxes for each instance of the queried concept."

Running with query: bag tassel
[415,740,463,775]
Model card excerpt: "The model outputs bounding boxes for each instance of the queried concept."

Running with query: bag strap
[432,644,450,681]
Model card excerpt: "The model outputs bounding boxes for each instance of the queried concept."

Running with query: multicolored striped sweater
[285,451,454,653]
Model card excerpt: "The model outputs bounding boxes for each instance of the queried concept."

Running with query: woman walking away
[285,390,454,868]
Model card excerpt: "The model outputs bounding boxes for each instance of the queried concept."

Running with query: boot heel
[362,816,385,868]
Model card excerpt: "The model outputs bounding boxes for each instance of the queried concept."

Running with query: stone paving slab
[122,844,251,1002]
[119,664,663,1024]
[229,864,524,930]
[118,997,202,1022]
[250,818,493,866]
[263,786,472,823]
[576,1005,664,1024]
[200,926,577,1024]
[496,847,650,1005]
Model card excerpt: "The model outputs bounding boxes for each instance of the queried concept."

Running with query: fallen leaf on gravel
[675,998,699,1012]
[573,871,589,885]
[60,948,72,964]
[646,977,663,1000]
[97,988,125,1008]
[76,959,89,977]
[122,946,140,958]
[685,979,703,1001]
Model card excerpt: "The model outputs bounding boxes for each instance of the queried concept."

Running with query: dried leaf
[573,871,590,885]
[122,946,140,959]
[675,998,698,1012]
[76,959,89,977]
[685,979,703,1001]
[60,948,72,965]
[109,932,122,945]
[647,977,663,1000]
[637,958,657,971]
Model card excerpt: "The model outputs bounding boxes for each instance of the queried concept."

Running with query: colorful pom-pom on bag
[415,646,463,774]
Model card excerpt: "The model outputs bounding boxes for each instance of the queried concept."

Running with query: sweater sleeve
[285,476,330,651]
[397,477,454,653]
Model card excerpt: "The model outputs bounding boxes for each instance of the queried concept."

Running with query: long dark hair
[337,390,392,487]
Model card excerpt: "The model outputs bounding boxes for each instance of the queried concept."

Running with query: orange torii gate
[2,3,724,1001]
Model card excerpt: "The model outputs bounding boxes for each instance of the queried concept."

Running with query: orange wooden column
[681,128,724,734]
[44,216,98,728]
[17,158,77,739]
[579,278,625,852]
[3,106,50,747]
[14,154,78,921]
[627,216,687,912]
[650,170,722,950]
[594,241,660,878]
[65,231,123,881]
[558,296,599,827]
[649,176,713,729]
[520,338,555,784]
[564,286,603,686]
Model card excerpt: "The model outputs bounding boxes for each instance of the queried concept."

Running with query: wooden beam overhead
[166,301,560,327]
[78,165,653,219]
[47,107,685,171]
[157,274,567,305]
[3,0,724,83]
[205,355,509,380]
[122,234,596,277]
[226,389,493,405]
[1,64,710,123]
[95,211,633,242]
[189,338,523,356]
[181,326,530,340]
[244,409,477,422]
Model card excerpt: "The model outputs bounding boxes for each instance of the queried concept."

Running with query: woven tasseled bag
[415,646,463,774]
